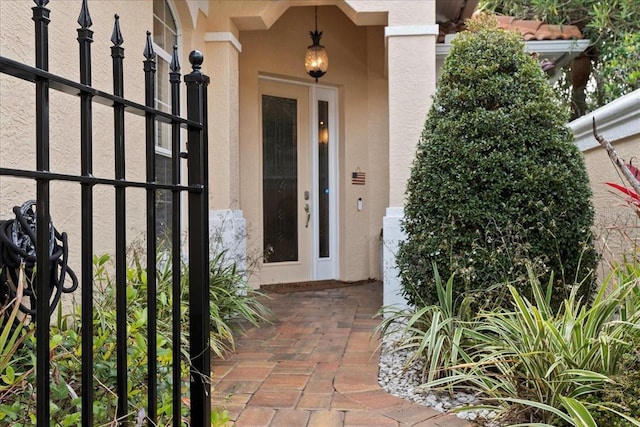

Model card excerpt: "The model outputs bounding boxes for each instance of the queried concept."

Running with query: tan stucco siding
[345,0,435,25]
[583,136,639,276]
[366,26,389,279]
[205,40,241,210]
[1,1,154,274]
[387,33,436,207]
[571,89,640,278]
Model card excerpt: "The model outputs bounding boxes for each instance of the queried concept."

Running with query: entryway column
[383,24,438,309]
[205,32,246,271]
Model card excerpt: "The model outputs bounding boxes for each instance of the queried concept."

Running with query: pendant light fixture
[305,6,328,82]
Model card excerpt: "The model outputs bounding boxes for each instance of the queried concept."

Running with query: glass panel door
[262,95,298,262]
[312,87,338,280]
[258,79,311,284]
[256,79,337,284]
[318,100,329,258]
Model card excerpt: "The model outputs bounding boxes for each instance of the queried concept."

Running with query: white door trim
[311,85,339,280]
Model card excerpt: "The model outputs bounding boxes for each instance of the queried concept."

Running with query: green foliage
[480,0,640,114]
[587,342,640,426]
[598,32,640,104]
[396,20,597,310]
[0,264,32,392]
[402,265,640,426]
[376,265,476,385]
[585,264,640,426]
[0,247,267,425]
[206,251,272,358]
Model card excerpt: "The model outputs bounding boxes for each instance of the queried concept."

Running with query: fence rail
[0,56,203,127]
[0,0,211,425]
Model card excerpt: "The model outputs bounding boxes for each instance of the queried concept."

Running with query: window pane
[166,1,177,34]
[262,95,298,263]
[152,0,178,247]
[153,0,177,52]
[166,28,177,51]
[156,59,169,108]
[153,17,164,50]
[156,122,171,150]
[153,0,164,20]
[155,60,171,150]
[318,100,329,258]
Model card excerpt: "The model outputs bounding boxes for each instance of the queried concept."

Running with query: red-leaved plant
[606,161,640,215]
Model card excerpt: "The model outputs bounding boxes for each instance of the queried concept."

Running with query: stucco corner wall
[382,1,437,308]
[382,207,408,310]
[571,89,640,276]
[582,136,639,275]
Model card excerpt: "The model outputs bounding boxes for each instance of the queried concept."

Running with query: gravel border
[377,324,497,424]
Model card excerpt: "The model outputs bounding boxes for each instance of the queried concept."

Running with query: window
[153,0,177,53]
[152,0,178,241]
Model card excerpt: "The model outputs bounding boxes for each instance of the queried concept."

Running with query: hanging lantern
[305,6,328,82]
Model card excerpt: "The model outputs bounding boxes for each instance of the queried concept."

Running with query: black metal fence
[0,0,211,425]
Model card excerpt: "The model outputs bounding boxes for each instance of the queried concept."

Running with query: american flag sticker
[352,170,366,185]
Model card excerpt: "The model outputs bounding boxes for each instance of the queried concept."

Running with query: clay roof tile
[438,15,583,43]
[540,24,583,40]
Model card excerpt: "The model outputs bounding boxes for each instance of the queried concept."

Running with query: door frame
[258,75,339,282]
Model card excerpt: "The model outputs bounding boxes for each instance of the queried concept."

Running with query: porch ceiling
[222,0,479,31]
[228,1,388,31]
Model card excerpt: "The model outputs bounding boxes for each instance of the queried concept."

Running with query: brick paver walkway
[211,281,471,427]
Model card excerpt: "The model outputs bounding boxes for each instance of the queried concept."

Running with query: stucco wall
[0,1,162,288]
[583,136,639,276]
[238,5,389,283]
[570,89,640,279]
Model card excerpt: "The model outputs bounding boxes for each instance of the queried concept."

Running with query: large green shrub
[397,16,598,309]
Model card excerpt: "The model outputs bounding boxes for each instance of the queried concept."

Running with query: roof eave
[570,89,640,152]
[436,39,590,83]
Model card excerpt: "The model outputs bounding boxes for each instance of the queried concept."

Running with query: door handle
[304,203,310,228]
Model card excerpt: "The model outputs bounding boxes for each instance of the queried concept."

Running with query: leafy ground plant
[206,250,272,358]
[419,265,640,426]
[0,264,33,394]
[0,247,268,425]
[375,264,477,385]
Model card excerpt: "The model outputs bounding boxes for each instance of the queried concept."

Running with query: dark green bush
[397,16,598,309]
[588,341,640,427]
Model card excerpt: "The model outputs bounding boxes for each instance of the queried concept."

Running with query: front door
[259,78,337,284]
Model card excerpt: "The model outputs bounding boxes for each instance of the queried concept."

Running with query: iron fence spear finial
[143,30,155,60]
[77,0,92,28]
[170,45,180,73]
[111,14,124,46]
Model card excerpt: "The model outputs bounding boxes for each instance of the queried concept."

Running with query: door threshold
[260,279,378,294]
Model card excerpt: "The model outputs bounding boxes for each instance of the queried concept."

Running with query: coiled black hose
[0,200,78,319]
